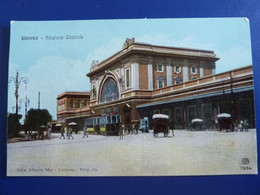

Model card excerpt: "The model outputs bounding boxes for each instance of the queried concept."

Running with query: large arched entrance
[100,77,119,103]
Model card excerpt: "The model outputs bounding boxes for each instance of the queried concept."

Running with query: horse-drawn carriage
[190,118,204,131]
[153,114,173,137]
[217,113,232,132]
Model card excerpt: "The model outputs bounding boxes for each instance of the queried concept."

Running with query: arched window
[100,78,119,103]
[157,76,165,89]
[191,77,198,80]
[174,76,182,84]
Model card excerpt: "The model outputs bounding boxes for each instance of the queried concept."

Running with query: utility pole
[38,91,40,109]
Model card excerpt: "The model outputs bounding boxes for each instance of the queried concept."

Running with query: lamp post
[230,72,236,131]
[9,70,29,115]
[19,99,24,114]
[25,96,30,116]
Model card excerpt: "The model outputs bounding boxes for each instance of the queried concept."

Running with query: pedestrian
[134,122,139,135]
[65,126,69,138]
[214,116,219,131]
[47,125,52,139]
[67,126,74,140]
[145,123,148,133]
[119,124,124,140]
[82,125,88,138]
[60,126,65,139]
[244,120,249,132]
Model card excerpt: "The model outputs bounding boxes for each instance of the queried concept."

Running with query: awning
[137,86,253,109]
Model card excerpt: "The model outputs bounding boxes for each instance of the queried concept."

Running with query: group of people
[59,125,88,139]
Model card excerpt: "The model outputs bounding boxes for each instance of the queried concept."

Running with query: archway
[100,77,119,103]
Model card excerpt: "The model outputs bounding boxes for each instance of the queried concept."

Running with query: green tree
[8,113,22,138]
[25,109,52,131]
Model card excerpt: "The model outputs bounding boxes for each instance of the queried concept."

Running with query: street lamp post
[19,99,24,114]
[25,96,30,116]
[9,70,29,115]
[230,72,236,131]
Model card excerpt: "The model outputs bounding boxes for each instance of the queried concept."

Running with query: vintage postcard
[7,18,257,176]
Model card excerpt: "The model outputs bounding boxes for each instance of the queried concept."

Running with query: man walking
[60,126,65,139]
[67,126,74,140]
[47,125,52,139]
[82,125,88,138]
[119,124,124,140]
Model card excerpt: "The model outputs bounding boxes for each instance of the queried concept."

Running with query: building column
[167,65,173,86]
[200,68,204,78]
[183,67,189,82]
[131,63,139,90]
[148,64,153,90]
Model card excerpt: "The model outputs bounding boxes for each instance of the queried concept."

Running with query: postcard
[7,18,257,176]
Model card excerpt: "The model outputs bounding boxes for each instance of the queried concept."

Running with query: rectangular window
[116,115,121,123]
[157,80,164,89]
[70,99,74,109]
[157,64,164,72]
[84,99,87,107]
[125,68,130,88]
[106,108,111,113]
[191,67,197,74]
[100,109,105,115]
[76,99,81,108]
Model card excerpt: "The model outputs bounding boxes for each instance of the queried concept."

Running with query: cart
[190,118,204,131]
[217,113,232,132]
[152,114,170,137]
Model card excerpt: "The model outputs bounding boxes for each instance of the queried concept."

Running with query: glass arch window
[100,78,119,103]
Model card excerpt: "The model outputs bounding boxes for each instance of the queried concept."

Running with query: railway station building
[57,38,255,132]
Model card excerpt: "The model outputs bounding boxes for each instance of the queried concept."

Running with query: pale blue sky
[8,18,252,121]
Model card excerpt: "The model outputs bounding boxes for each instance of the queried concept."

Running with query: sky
[8,18,252,122]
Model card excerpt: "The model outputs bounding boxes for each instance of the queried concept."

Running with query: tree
[8,113,22,138]
[25,109,52,131]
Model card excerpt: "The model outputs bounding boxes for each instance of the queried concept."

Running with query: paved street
[7,130,257,176]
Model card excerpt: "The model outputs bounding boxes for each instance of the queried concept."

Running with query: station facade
[57,38,255,130]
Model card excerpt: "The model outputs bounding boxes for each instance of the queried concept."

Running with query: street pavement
[7,130,257,176]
